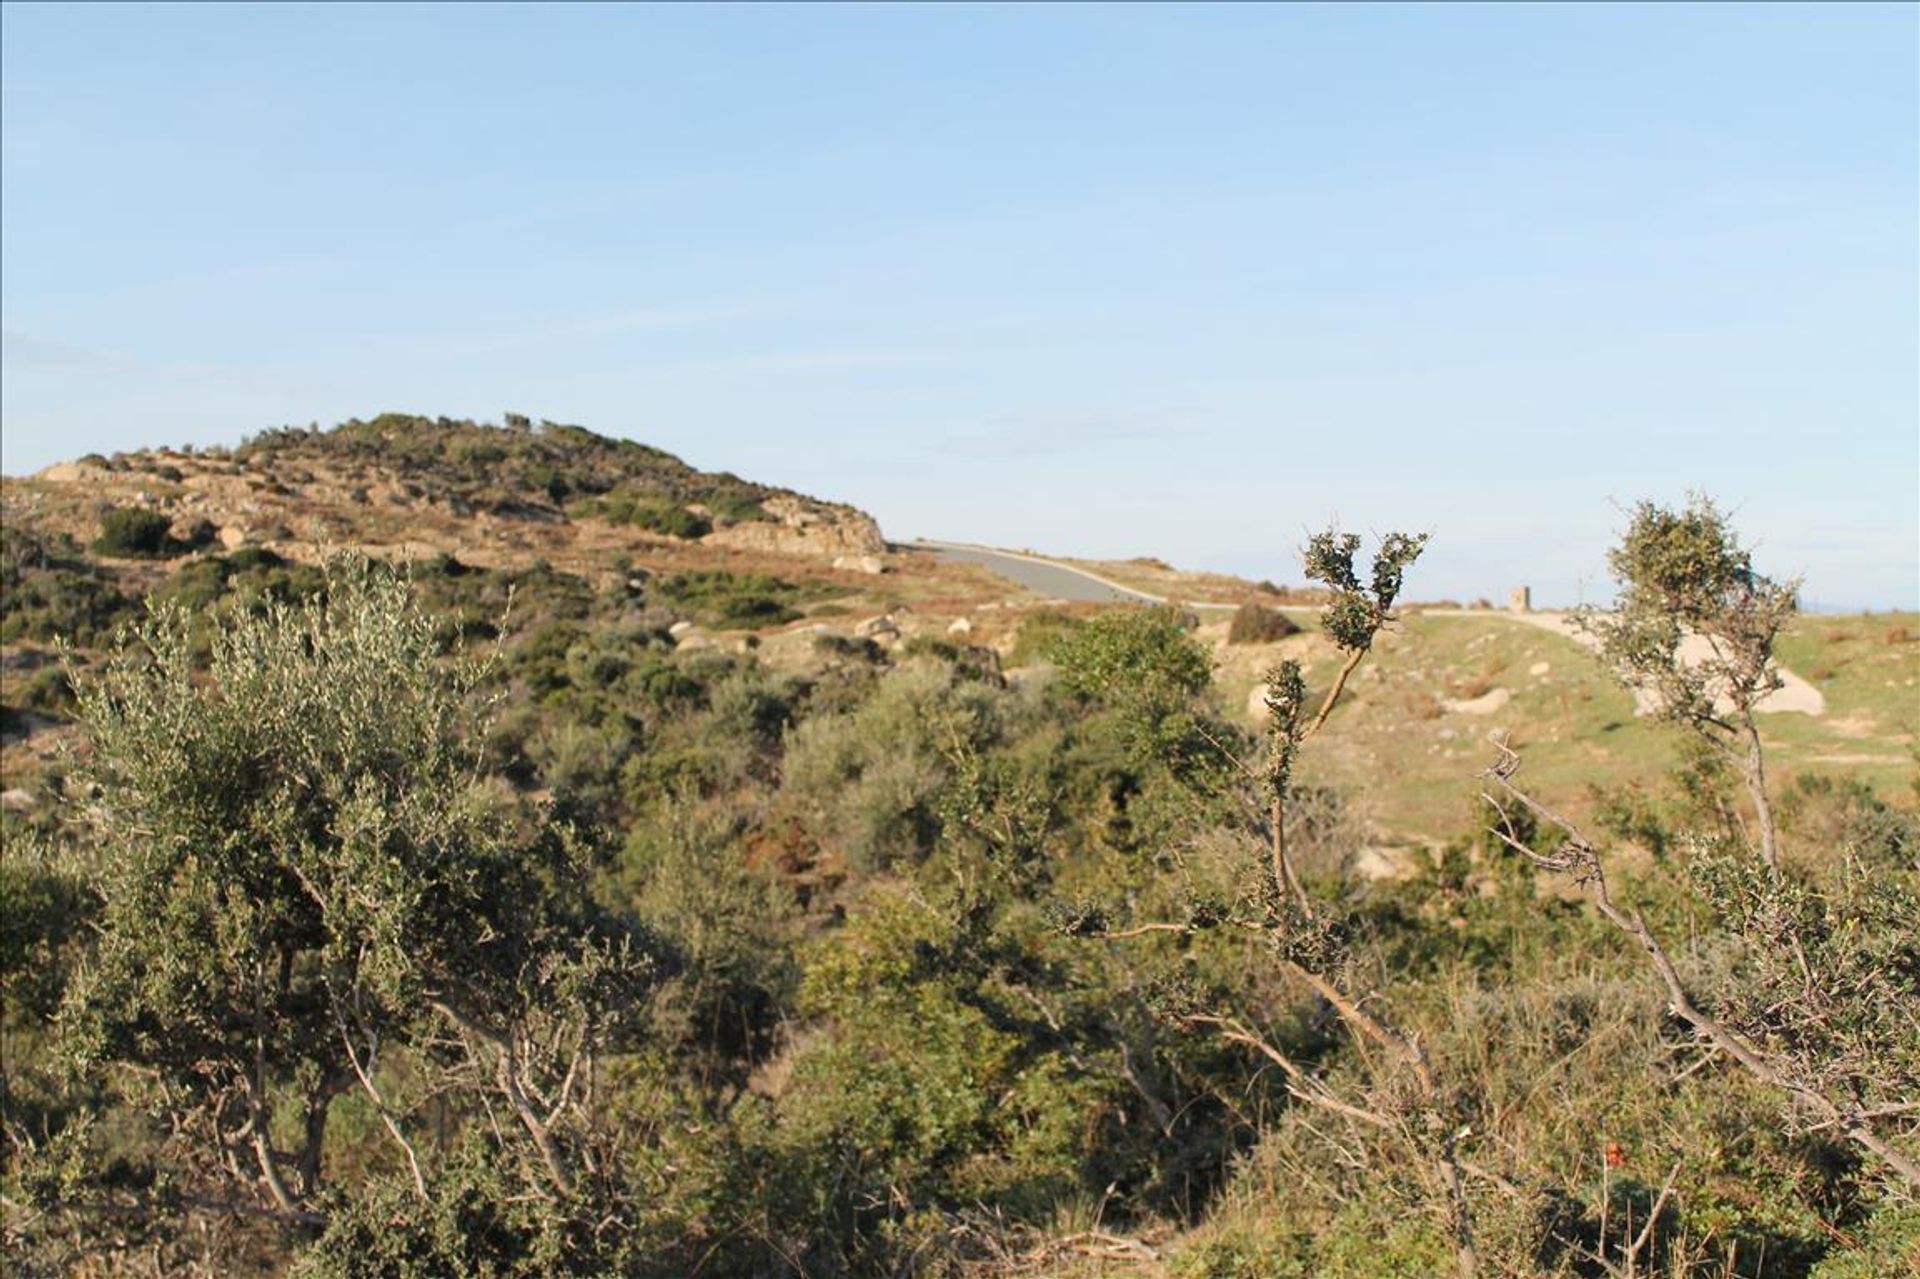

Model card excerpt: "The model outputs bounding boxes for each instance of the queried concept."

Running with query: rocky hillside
[21,412,887,571]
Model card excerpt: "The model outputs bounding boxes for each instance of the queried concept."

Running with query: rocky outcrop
[706,496,885,560]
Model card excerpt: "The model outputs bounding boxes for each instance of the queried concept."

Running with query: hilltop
[16,412,887,570]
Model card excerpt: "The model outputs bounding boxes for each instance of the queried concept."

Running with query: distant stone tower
[1509,586,1532,613]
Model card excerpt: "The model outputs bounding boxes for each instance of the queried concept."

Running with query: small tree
[35,559,656,1242]
[1486,499,1920,1191]
[1583,496,1797,874]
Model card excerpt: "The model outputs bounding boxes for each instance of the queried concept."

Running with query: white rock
[855,615,900,639]
[832,554,886,575]
[946,617,973,636]
[1528,661,1551,677]
[668,621,695,638]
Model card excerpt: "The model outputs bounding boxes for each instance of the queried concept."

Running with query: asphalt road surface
[907,541,1163,604]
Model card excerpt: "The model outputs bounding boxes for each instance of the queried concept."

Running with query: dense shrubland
[1,500,1915,1277]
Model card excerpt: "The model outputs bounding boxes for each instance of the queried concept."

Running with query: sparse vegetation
[569,489,715,537]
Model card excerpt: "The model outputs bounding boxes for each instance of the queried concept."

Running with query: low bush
[0,567,135,645]
[653,570,837,630]
[1226,600,1302,644]
[92,506,181,558]
[573,490,713,538]
[1008,608,1083,666]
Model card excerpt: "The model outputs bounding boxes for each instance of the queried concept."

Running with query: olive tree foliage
[1486,499,1920,1191]
[1583,496,1799,875]
[32,559,657,1238]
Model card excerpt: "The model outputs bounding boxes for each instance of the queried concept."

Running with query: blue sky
[4,4,1915,608]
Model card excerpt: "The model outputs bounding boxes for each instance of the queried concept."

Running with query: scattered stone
[1528,661,1551,677]
[668,621,695,638]
[947,617,973,637]
[218,524,250,550]
[0,789,35,811]
[855,615,900,640]
[833,554,886,575]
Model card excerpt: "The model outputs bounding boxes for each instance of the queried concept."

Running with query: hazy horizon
[5,4,1916,609]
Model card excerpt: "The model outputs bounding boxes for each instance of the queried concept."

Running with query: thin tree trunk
[1270,794,1313,917]
[1742,717,1780,878]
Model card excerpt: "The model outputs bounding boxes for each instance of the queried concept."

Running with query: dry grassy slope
[994,549,1916,843]
[1201,607,1919,848]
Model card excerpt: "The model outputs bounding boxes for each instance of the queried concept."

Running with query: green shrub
[573,491,713,538]
[898,635,1003,683]
[92,506,180,558]
[0,568,134,645]
[1049,607,1217,771]
[813,633,889,665]
[13,665,75,717]
[618,801,796,1086]
[1049,607,1211,702]
[43,558,659,1251]
[782,660,1001,873]
[768,886,1122,1267]
[1009,608,1082,666]
[1226,601,1301,644]
[653,570,836,630]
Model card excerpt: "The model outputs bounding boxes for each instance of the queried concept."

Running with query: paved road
[907,541,1168,605]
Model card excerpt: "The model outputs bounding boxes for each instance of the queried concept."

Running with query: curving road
[906,541,1173,605]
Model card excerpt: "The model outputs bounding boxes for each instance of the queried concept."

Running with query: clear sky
[4,4,1915,608]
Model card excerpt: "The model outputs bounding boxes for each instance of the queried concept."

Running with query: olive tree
[37,559,656,1240]
[1583,496,1798,875]
[1486,499,1920,1190]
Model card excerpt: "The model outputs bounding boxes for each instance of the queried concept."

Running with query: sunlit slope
[1204,610,1918,841]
